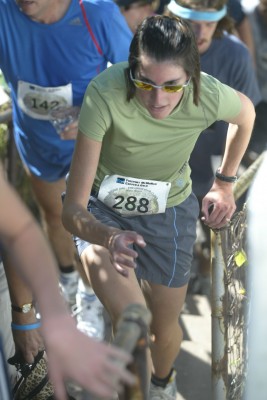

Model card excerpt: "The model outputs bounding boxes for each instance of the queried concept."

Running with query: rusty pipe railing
[211,151,265,400]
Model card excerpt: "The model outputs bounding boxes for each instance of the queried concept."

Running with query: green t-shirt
[79,62,241,207]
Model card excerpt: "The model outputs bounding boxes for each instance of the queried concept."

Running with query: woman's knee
[150,316,183,345]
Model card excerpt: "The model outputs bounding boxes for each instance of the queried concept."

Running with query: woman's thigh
[80,245,146,324]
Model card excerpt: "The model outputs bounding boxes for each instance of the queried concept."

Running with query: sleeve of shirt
[216,81,243,121]
[78,81,111,141]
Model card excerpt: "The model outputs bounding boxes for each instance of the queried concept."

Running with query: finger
[48,360,68,400]
[98,370,128,396]
[209,215,231,229]
[122,247,139,259]
[127,233,146,248]
[115,255,136,269]
[100,366,135,395]
[63,121,78,131]
[113,263,129,277]
[24,345,42,363]
[136,236,146,247]
[104,352,136,386]
[60,131,77,140]
[23,351,35,364]
[113,367,136,386]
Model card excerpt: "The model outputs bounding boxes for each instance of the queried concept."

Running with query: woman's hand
[201,182,236,229]
[108,230,146,277]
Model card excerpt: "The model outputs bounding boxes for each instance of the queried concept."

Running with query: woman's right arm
[62,132,113,246]
[62,132,146,276]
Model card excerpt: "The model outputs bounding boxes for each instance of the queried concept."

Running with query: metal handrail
[234,151,266,201]
[211,152,266,400]
[112,303,152,400]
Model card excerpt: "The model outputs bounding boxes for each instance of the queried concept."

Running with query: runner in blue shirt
[0,0,132,363]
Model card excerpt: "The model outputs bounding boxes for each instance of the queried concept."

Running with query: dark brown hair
[125,15,201,105]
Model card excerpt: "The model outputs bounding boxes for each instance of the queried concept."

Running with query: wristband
[215,169,237,183]
[11,321,41,331]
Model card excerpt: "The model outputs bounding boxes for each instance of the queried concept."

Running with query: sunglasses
[129,70,191,93]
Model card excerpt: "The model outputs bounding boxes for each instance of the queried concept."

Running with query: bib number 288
[113,195,149,214]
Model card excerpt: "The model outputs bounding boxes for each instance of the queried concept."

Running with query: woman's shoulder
[199,72,239,106]
[92,62,128,92]
[83,62,129,114]
[200,71,237,90]
[199,72,221,90]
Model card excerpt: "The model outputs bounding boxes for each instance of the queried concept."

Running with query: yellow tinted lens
[163,85,183,93]
[134,80,153,90]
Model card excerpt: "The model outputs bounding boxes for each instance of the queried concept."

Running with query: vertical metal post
[211,229,228,400]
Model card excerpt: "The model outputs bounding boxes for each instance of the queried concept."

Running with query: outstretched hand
[43,315,136,400]
[108,231,146,277]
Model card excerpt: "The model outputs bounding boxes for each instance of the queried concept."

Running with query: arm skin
[201,91,256,229]
[0,165,135,400]
[62,133,146,278]
[2,117,78,363]
[3,255,44,363]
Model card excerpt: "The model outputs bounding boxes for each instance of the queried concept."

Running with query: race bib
[17,81,72,120]
[98,175,171,216]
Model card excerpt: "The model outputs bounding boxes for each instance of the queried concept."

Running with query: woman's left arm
[201,91,255,229]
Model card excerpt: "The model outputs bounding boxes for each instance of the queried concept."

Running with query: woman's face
[134,55,189,120]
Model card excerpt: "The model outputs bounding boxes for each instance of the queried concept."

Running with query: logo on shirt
[69,17,82,26]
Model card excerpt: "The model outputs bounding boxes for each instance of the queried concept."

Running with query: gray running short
[74,192,199,288]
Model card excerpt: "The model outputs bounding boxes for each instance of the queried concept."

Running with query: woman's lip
[148,105,167,115]
[150,105,166,110]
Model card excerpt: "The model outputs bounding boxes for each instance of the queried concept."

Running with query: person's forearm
[62,201,119,249]
[219,123,252,175]
[3,254,34,307]
[3,254,39,326]
[6,221,68,321]
[220,96,255,176]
